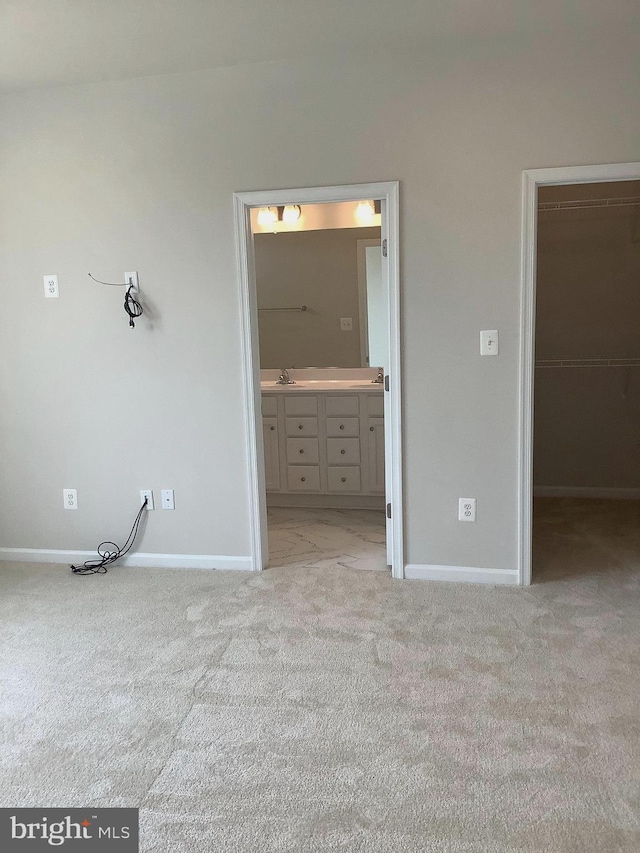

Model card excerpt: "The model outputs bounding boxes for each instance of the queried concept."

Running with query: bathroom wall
[0,26,638,569]
[534,181,640,493]
[254,226,380,369]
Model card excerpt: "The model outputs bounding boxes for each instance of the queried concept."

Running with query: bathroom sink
[294,380,377,388]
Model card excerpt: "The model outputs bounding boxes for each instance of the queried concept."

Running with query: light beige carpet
[1,499,639,851]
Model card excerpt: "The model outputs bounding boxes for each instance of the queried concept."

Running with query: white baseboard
[404,563,519,585]
[534,486,640,500]
[0,548,254,571]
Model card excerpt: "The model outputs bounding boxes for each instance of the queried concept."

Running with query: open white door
[376,209,393,566]
[363,240,392,565]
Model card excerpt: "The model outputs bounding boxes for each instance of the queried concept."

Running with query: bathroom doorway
[234,182,403,578]
[519,162,640,585]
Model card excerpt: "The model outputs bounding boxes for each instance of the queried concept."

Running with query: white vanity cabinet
[262,418,280,490]
[283,396,320,491]
[261,395,280,491]
[365,394,385,494]
[366,419,385,493]
[261,390,384,504]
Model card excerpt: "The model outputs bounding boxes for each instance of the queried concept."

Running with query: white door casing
[234,182,403,578]
[519,161,640,586]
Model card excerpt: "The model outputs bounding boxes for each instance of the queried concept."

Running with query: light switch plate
[480,330,499,355]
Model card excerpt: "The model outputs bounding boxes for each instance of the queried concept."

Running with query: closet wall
[534,181,640,494]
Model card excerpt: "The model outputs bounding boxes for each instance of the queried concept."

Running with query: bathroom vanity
[261,379,385,508]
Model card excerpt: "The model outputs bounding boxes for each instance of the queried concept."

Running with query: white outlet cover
[458,498,476,521]
[44,275,59,298]
[63,488,77,510]
[340,317,353,331]
[161,489,175,510]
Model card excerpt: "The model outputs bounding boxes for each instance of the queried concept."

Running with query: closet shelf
[536,357,640,368]
[538,196,640,212]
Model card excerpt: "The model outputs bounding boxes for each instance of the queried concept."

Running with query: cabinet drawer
[326,417,359,437]
[286,437,319,464]
[287,466,320,491]
[327,437,360,465]
[325,396,359,416]
[284,396,318,416]
[286,417,318,436]
[327,467,361,492]
[261,395,278,416]
[367,395,384,417]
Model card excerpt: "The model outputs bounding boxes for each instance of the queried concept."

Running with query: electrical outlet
[63,488,77,510]
[161,489,175,510]
[140,489,154,510]
[340,317,353,331]
[458,498,476,521]
[125,271,139,293]
[44,275,59,298]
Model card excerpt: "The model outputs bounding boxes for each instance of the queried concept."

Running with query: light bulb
[282,204,301,223]
[356,200,375,223]
[257,207,278,227]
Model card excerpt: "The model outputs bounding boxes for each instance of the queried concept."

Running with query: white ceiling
[1,0,638,92]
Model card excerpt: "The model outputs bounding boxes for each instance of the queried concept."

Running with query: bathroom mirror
[253,201,387,369]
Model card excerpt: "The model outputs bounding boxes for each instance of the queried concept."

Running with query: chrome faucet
[372,367,384,384]
[276,367,296,385]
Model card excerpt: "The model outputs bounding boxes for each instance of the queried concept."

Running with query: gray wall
[0,28,639,568]
[534,182,640,490]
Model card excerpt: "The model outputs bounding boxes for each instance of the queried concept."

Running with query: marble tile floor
[266,506,388,572]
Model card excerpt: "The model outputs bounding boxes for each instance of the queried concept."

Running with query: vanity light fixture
[282,204,301,223]
[257,206,278,227]
[356,199,376,223]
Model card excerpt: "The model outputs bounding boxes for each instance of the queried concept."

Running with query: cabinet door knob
[298,424,303,430]
[339,424,345,430]
[341,477,346,483]
[341,449,346,454]
[301,477,306,482]
[270,426,275,431]
[369,426,374,431]
[299,449,304,454]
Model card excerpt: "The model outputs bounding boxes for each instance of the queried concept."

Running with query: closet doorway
[234,183,403,578]
[519,163,640,585]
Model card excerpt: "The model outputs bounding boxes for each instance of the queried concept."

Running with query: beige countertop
[260,380,383,393]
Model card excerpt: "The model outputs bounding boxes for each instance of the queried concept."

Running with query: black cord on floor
[70,498,148,575]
